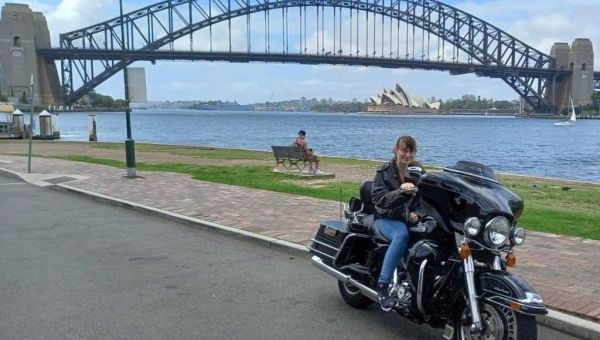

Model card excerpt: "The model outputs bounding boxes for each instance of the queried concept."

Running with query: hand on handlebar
[400,182,418,194]
[409,212,419,224]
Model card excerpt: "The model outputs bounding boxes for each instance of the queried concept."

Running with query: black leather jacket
[371,158,412,222]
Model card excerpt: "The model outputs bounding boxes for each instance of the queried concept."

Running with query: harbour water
[38,109,600,183]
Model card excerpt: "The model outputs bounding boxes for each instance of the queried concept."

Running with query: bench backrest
[271,145,306,160]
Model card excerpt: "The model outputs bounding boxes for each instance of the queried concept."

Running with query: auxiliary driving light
[463,217,482,236]
[511,227,526,246]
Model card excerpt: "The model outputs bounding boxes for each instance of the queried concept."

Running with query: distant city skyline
[13,0,600,104]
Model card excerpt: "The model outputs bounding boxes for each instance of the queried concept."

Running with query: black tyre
[453,300,537,340]
[337,280,374,309]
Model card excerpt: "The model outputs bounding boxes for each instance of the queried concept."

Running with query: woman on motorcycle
[372,135,420,311]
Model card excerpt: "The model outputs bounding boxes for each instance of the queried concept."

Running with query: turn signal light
[506,254,517,267]
[510,302,522,312]
[459,244,471,259]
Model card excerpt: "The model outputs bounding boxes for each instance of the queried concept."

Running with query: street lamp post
[27,74,34,173]
[120,0,136,177]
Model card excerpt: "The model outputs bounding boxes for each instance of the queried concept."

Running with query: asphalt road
[0,174,577,339]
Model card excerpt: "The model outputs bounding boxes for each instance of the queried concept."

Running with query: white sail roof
[370,83,438,109]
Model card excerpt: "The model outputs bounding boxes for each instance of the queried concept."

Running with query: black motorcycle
[309,161,547,340]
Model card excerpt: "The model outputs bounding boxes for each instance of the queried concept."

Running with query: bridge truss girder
[54,0,560,112]
[594,72,600,91]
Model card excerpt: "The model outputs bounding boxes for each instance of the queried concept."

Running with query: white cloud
[169,81,207,91]
[13,0,54,12]
[298,79,324,86]
[22,0,116,45]
[231,81,260,92]
[455,0,600,65]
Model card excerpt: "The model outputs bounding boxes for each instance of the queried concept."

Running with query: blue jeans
[375,218,409,285]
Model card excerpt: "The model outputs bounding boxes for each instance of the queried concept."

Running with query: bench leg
[274,159,288,172]
[287,160,300,172]
[302,161,315,174]
[304,161,315,174]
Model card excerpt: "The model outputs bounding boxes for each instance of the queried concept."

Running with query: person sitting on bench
[293,130,323,174]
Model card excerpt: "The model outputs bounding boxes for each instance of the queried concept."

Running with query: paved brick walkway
[1,155,599,323]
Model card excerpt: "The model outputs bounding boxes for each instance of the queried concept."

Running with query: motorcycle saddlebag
[309,219,350,266]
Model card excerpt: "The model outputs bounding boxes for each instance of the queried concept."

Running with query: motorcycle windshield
[419,162,523,229]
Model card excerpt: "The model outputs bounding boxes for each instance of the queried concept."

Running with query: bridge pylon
[0,4,61,105]
[550,39,594,112]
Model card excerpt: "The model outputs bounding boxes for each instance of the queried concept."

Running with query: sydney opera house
[368,84,441,113]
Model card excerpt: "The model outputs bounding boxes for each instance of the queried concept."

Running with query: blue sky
[6,0,599,103]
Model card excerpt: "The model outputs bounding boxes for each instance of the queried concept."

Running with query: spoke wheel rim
[460,303,517,340]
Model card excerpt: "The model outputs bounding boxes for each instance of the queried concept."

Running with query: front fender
[478,271,548,316]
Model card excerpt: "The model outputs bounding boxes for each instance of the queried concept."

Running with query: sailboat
[516,97,525,117]
[554,97,576,126]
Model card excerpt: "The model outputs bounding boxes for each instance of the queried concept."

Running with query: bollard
[125,139,136,177]
[51,113,60,139]
[88,114,97,142]
[23,124,31,139]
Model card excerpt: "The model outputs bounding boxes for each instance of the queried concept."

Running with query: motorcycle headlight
[511,227,526,246]
[484,216,510,247]
[463,217,482,236]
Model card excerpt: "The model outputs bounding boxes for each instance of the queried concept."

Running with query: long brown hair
[394,136,417,182]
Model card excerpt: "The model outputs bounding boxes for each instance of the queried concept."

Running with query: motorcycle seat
[362,214,391,243]
[359,180,376,214]
[359,180,392,242]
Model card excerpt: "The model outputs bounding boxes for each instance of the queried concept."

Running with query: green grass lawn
[54,151,600,240]
[501,176,600,239]
[91,143,274,160]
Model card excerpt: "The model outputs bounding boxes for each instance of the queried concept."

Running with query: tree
[590,91,600,115]
[592,91,600,106]
[113,99,126,109]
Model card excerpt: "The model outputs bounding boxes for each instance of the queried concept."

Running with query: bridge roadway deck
[38,49,570,78]
[0,154,599,324]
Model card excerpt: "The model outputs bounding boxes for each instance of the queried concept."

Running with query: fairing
[418,163,523,230]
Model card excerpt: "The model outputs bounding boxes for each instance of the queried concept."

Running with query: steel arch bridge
[38,0,575,111]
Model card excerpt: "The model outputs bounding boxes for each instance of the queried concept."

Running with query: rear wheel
[337,280,373,309]
[454,301,537,340]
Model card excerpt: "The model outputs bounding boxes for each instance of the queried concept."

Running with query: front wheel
[454,301,537,340]
[337,280,373,309]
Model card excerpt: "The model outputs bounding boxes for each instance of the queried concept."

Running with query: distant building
[462,94,477,102]
[368,83,440,113]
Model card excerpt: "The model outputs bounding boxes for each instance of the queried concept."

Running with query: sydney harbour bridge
[2,0,599,112]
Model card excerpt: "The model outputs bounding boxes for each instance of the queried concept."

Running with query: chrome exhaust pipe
[311,256,378,301]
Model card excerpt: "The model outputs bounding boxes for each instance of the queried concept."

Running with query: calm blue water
[37,109,600,182]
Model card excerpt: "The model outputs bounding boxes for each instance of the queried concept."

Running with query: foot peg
[442,324,455,339]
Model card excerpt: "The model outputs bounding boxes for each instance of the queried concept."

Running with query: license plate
[324,227,337,237]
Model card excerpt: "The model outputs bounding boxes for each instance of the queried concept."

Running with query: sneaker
[314,169,325,175]
[377,282,395,312]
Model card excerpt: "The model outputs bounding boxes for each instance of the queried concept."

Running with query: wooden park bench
[271,145,315,173]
